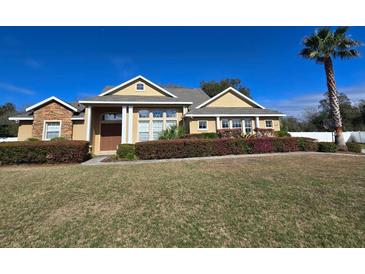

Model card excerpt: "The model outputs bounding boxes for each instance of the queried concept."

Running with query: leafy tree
[0,103,19,137]
[200,78,250,98]
[280,116,303,131]
[300,27,362,149]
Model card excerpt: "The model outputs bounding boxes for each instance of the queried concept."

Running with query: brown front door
[100,123,122,151]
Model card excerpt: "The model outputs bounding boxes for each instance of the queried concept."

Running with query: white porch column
[86,106,92,142]
[242,119,246,135]
[121,106,127,144]
[255,116,260,130]
[183,106,188,115]
[128,106,133,144]
[216,117,221,130]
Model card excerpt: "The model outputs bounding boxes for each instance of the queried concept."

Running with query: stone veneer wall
[32,101,73,139]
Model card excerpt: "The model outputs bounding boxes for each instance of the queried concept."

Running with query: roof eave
[79,100,193,105]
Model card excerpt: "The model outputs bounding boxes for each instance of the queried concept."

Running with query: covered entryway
[100,123,122,151]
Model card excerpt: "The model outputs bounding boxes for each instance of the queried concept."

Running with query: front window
[136,82,144,91]
[221,119,229,129]
[152,109,163,118]
[266,120,273,128]
[198,120,208,130]
[102,113,122,121]
[152,120,163,140]
[166,120,177,129]
[138,120,150,141]
[44,121,61,140]
[232,119,241,129]
[244,118,253,134]
[138,109,150,118]
[166,109,177,118]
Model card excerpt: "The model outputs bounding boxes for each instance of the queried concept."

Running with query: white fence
[289,131,365,143]
[0,137,18,142]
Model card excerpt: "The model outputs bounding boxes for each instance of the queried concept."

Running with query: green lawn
[1,154,364,247]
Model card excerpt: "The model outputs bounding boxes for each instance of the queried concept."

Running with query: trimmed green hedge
[184,133,219,139]
[135,137,317,160]
[0,141,90,165]
[117,144,136,160]
[318,142,338,153]
[346,142,362,153]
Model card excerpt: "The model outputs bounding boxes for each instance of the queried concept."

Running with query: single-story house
[9,75,285,154]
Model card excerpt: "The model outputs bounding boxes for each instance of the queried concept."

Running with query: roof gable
[196,87,265,109]
[99,75,177,98]
[25,96,78,112]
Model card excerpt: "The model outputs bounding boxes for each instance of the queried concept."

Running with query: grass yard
[1,154,364,247]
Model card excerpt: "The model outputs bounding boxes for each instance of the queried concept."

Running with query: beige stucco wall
[112,80,166,96]
[72,120,86,140]
[206,90,254,108]
[258,117,280,131]
[188,118,217,134]
[17,121,33,141]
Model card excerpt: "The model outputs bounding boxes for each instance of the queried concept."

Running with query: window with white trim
[137,108,179,141]
[221,119,229,129]
[138,109,149,118]
[44,121,61,140]
[152,109,163,118]
[198,120,207,130]
[136,82,145,91]
[232,119,241,129]
[138,120,150,141]
[102,113,122,121]
[265,120,273,128]
[152,120,163,140]
[244,118,253,134]
[166,109,176,118]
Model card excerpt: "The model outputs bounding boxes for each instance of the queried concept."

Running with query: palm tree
[300,27,362,150]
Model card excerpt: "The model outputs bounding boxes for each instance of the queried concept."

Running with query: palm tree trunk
[324,57,347,150]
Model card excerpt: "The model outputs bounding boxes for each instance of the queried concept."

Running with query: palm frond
[334,49,360,59]
[334,26,349,37]
[300,27,362,62]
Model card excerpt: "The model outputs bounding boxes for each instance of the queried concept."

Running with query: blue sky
[0,27,364,117]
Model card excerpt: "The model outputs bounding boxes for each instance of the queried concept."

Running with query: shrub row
[0,141,90,165]
[346,142,362,153]
[184,132,219,139]
[217,129,242,138]
[117,144,136,160]
[135,137,317,160]
[318,142,338,153]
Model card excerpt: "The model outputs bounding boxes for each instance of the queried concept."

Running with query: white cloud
[262,84,365,118]
[0,82,35,95]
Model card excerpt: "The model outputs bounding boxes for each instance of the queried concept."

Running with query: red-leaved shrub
[217,129,242,138]
[255,128,275,137]
[135,137,317,160]
[0,141,90,165]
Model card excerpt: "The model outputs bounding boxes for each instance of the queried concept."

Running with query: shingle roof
[97,86,210,108]
[8,112,33,118]
[186,107,285,116]
[164,87,210,109]
[79,95,193,103]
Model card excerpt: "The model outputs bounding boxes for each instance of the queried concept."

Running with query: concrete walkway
[82,151,365,166]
